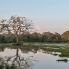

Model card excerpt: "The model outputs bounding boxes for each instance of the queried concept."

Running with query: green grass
[0,43,69,57]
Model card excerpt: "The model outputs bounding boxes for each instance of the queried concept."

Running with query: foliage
[0,31,69,43]
[0,16,32,43]
[0,16,69,43]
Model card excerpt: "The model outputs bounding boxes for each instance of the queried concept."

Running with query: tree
[52,32,61,42]
[61,31,69,42]
[30,32,41,42]
[41,32,48,42]
[0,16,32,43]
[42,32,54,42]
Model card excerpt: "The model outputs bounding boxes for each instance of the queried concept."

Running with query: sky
[0,0,69,34]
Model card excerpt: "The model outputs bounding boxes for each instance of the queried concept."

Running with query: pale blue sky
[0,0,69,34]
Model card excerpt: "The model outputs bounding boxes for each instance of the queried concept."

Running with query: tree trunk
[16,35,19,43]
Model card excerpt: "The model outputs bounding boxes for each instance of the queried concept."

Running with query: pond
[0,45,69,69]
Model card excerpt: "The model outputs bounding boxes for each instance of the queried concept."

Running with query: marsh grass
[0,43,69,57]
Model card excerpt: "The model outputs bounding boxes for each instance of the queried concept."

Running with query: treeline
[0,31,69,43]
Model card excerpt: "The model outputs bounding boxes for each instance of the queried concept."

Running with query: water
[0,47,69,69]
[24,42,69,46]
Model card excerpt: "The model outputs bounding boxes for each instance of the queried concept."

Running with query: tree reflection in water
[0,45,68,69]
[0,48,33,69]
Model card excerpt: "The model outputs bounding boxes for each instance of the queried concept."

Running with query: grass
[0,43,69,57]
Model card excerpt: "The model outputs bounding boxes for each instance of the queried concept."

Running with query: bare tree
[0,16,32,43]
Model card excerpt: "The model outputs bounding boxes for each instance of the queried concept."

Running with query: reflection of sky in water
[0,48,69,69]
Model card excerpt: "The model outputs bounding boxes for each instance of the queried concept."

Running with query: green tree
[42,32,54,42]
[52,32,61,42]
[0,16,32,43]
[30,32,41,42]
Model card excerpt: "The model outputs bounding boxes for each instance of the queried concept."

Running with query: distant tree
[0,16,32,43]
[41,32,48,42]
[61,31,69,42]
[42,32,54,42]
[30,32,41,42]
[20,32,31,42]
[52,32,61,42]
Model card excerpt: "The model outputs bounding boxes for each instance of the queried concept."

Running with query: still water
[0,46,69,69]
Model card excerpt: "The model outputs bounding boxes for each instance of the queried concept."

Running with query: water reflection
[0,47,34,69]
[0,45,69,69]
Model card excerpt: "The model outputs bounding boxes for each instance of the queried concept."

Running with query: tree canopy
[0,16,32,43]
